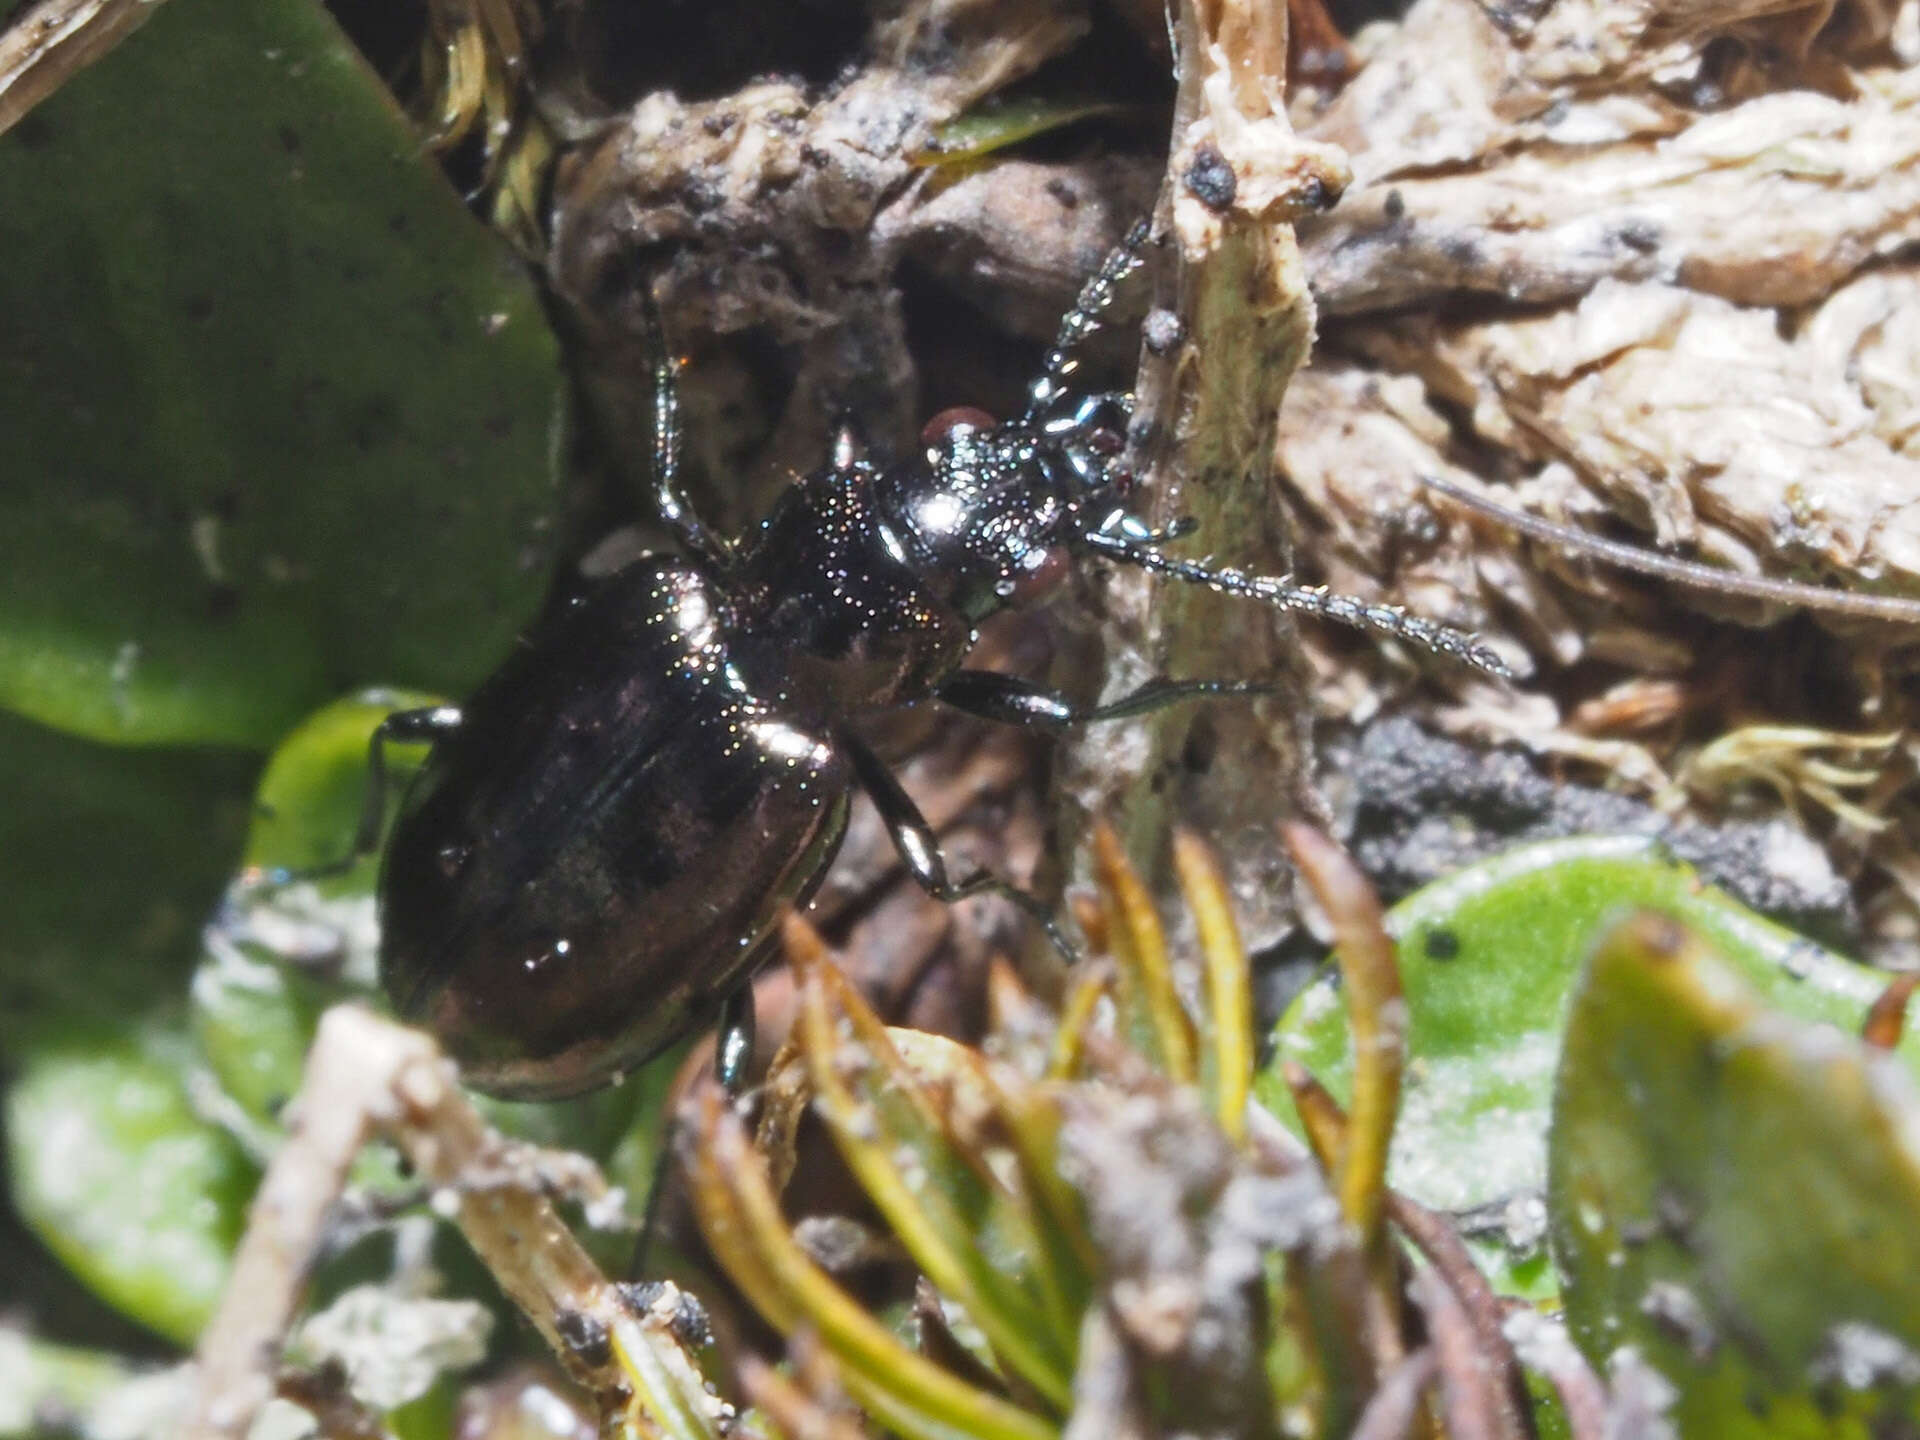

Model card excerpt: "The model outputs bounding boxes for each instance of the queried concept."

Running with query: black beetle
[353,223,1504,1101]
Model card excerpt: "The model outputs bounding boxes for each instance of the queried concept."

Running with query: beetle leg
[829,410,868,474]
[241,704,461,887]
[352,705,465,857]
[629,1126,672,1282]
[628,984,757,1280]
[641,290,733,570]
[714,984,757,1096]
[841,733,1076,962]
[938,669,1274,732]
[627,986,757,1282]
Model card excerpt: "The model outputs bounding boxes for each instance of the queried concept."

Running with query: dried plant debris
[1248,0,1920,964]
[549,0,1109,504]
[672,836,1541,1440]
[1051,0,1349,958]
[1295,0,1920,313]
[0,0,160,136]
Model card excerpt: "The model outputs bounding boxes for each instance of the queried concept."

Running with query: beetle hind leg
[626,983,758,1281]
[244,704,464,889]
[841,732,1076,963]
[713,984,757,1096]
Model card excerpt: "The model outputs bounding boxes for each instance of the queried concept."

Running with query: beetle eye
[921,406,996,445]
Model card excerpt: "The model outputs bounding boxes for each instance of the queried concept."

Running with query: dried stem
[1350,1350,1437,1440]
[1388,1193,1535,1440]
[1415,1269,1501,1440]
[183,1006,630,1439]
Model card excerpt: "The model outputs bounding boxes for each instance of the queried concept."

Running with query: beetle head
[875,394,1143,624]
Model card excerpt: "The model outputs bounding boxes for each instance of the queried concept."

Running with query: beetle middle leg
[348,705,465,860]
[211,705,465,1006]
[841,733,1076,961]
[259,704,463,883]
[937,669,1274,732]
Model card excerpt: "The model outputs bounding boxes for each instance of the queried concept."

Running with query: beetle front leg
[841,733,1076,962]
[937,669,1273,733]
[212,704,464,991]
[641,293,732,571]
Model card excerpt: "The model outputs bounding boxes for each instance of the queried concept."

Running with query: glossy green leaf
[1260,836,1920,1300]
[1551,912,1920,1435]
[0,0,561,749]
[7,1022,255,1344]
[191,932,326,1150]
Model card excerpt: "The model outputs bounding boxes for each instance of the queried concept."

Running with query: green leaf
[195,691,658,1178]
[1551,911,1920,1435]
[192,691,435,1146]
[0,0,562,749]
[7,1022,256,1344]
[914,95,1141,165]
[0,1330,137,1440]
[0,707,253,1051]
[191,932,325,1148]
[1260,836,1920,1301]
[244,688,444,873]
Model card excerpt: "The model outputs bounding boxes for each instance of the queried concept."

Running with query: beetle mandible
[355,222,1506,1101]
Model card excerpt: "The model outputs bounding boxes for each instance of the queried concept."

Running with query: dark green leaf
[0,0,562,748]
[1551,912,1920,1435]
[1261,836,1920,1301]
[7,1022,255,1344]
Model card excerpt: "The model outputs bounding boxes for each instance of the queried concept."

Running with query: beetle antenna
[1023,220,1154,423]
[1083,530,1512,678]
[1424,474,1920,624]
